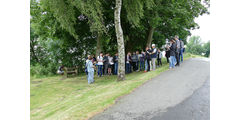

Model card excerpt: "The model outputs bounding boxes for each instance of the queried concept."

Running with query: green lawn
[30,53,198,120]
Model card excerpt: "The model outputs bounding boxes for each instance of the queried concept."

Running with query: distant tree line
[186,36,210,57]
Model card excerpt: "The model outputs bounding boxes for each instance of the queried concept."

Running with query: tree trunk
[30,39,39,63]
[114,0,125,81]
[146,26,155,48]
[96,33,102,58]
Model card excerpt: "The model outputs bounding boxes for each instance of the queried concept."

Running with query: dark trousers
[104,64,108,75]
[147,59,151,71]
[175,52,180,66]
[166,56,169,63]
[132,62,137,71]
[157,58,162,66]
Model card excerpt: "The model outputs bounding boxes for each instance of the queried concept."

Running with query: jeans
[97,65,103,76]
[140,61,144,71]
[114,62,118,75]
[169,56,175,68]
[151,58,156,70]
[180,48,183,62]
[136,61,139,71]
[145,60,148,71]
[126,63,131,73]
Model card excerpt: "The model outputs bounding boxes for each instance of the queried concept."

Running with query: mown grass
[30,53,197,120]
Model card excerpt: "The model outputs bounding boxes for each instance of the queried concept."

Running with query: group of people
[125,44,163,73]
[165,36,185,69]
[84,35,185,84]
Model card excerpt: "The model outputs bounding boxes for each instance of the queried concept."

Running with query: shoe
[144,70,147,73]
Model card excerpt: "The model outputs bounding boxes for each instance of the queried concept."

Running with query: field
[30,53,198,120]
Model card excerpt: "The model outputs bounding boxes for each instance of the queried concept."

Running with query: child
[86,55,95,84]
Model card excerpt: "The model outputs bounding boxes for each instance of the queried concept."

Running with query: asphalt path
[90,58,210,120]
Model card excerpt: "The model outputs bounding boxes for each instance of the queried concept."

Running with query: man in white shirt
[151,44,157,70]
[97,53,104,77]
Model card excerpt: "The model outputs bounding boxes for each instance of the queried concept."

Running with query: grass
[30,53,199,120]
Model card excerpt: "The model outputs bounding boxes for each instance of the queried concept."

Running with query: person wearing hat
[151,44,157,70]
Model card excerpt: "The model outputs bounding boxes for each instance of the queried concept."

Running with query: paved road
[90,58,210,120]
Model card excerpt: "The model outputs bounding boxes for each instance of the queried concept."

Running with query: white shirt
[108,56,114,65]
[97,56,103,65]
[126,55,130,63]
[152,48,157,53]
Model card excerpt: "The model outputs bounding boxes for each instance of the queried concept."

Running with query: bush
[30,63,57,78]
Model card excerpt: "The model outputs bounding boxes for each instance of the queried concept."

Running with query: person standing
[86,55,95,84]
[169,39,176,69]
[151,44,157,70]
[165,44,170,63]
[103,53,109,75]
[97,53,104,77]
[108,55,114,75]
[157,49,162,67]
[139,51,145,71]
[131,52,138,71]
[175,36,180,66]
[85,55,90,75]
[113,53,118,75]
[136,51,140,71]
[146,47,152,72]
[143,51,148,72]
[179,39,184,62]
[125,52,131,73]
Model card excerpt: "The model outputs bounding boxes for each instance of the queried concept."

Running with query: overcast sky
[188,14,211,43]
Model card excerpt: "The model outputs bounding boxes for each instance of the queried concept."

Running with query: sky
[188,14,211,43]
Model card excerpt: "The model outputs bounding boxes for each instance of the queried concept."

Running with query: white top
[152,48,157,53]
[126,55,130,63]
[108,56,114,65]
[97,56,103,65]
[158,52,162,58]
[138,54,142,58]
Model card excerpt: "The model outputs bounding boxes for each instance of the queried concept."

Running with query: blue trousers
[145,60,148,71]
[126,63,131,73]
[169,56,175,68]
[114,62,118,75]
[140,61,144,71]
[97,65,103,76]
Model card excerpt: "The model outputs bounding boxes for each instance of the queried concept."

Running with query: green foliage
[30,0,210,76]
[186,36,210,57]
[30,63,57,78]
[203,41,210,57]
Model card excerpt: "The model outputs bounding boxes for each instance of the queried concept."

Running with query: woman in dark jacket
[169,39,176,69]
[145,47,152,71]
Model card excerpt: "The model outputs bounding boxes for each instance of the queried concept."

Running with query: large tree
[114,0,125,81]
